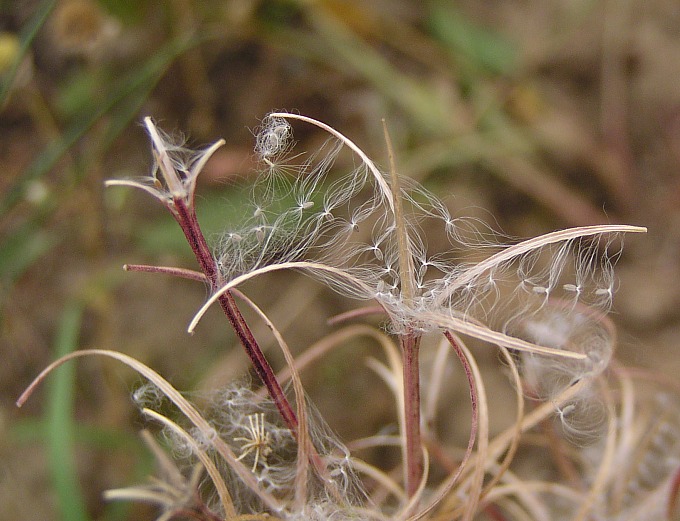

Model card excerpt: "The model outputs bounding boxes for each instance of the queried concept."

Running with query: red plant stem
[172,198,298,432]
[401,330,423,498]
[669,464,680,520]
[480,504,510,521]
[405,332,481,521]
[444,331,479,475]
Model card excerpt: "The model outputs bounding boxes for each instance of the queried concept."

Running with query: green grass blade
[427,1,517,76]
[0,222,59,284]
[11,418,152,521]
[10,419,140,449]
[304,10,453,132]
[47,302,89,521]
[0,222,59,321]
[0,0,57,106]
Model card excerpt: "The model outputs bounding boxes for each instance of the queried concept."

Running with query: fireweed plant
[18,112,668,520]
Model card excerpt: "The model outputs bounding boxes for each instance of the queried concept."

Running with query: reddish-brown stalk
[408,332,479,519]
[171,196,298,432]
[401,330,423,498]
[383,120,425,498]
[669,465,680,520]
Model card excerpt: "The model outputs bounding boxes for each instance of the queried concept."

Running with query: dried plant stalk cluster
[19,113,680,521]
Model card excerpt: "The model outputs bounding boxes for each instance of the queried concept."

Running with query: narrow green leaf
[0,223,58,283]
[47,302,89,521]
[0,222,59,322]
[428,1,517,76]
[289,10,455,132]
[10,418,139,449]
[0,0,57,106]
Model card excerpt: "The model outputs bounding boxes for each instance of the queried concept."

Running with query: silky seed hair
[131,381,367,516]
[611,390,680,517]
[195,114,640,461]
[214,114,633,362]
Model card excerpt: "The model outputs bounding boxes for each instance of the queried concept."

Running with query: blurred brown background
[1,1,678,519]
